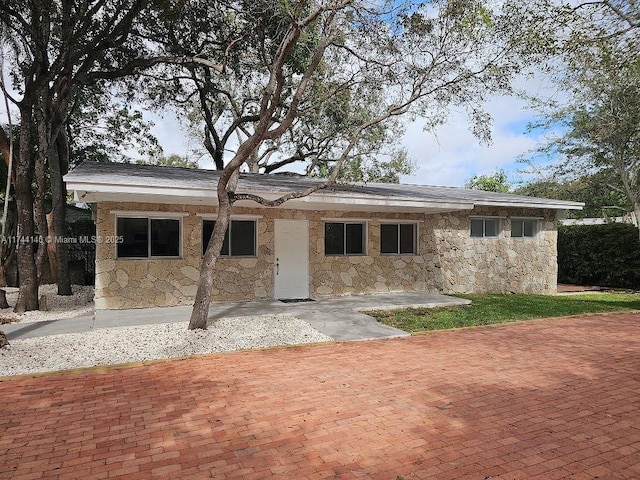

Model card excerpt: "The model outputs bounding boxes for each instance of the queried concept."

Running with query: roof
[64,162,584,214]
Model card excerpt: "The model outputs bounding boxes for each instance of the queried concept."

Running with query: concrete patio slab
[4,291,469,341]
[2,315,95,341]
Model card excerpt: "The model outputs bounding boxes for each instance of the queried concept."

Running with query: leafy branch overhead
[146,0,544,329]
[519,0,640,229]
[139,0,534,186]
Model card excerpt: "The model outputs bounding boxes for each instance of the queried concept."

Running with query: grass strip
[369,293,640,332]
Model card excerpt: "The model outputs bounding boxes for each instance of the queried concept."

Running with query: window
[324,222,365,255]
[117,217,181,258]
[511,219,538,238]
[470,218,500,238]
[380,223,417,255]
[202,219,256,257]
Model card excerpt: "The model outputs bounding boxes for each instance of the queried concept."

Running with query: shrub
[558,223,640,289]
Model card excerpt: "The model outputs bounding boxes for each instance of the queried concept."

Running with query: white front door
[274,219,309,299]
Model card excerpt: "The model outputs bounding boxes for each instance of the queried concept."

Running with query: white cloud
[400,72,565,187]
[401,109,537,187]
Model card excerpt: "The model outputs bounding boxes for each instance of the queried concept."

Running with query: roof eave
[66,181,475,213]
[474,200,585,210]
[66,179,585,212]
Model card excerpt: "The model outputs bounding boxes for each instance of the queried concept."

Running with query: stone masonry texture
[94,202,558,309]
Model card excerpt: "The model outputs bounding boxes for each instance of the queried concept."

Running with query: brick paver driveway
[1,313,639,480]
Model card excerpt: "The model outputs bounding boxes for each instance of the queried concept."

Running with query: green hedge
[558,223,640,289]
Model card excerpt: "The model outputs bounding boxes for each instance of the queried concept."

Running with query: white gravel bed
[0,284,94,324]
[0,314,333,377]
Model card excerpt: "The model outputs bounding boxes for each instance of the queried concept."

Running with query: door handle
[276,257,279,275]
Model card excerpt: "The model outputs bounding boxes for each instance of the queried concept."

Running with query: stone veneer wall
[425,206,559,294]
[94,201,558,309]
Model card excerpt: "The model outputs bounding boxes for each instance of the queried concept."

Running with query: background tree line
[465,2,639,224]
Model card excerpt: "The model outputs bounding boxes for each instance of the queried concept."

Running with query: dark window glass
[381,223,416,254]
[471,218,499,238]
[511,220,524,238]
[523,220,536,237]
[346,223,364,254]
[484,219,498,237]
[202,219,254,256]
[117,217,149,258]
[150,219,180,257]
[231,220,256,256]
[380,224,399,254]
[470,218,484,238]
[511,219,537,238]
[202,220,230,256]
[400,223,415,254]
[202,220,215,255]
[324,222,345,255]
[117,217,181,258]
[325,222,365,255]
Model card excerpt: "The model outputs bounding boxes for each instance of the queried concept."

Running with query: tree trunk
[46,212,58,283]
[632,205,640,241]
[188,197,233,330]
[49,126,72,295]
[0,289,9,309]
[14,106,39,313]
[33,96,50,284]
[33,151,49,284]
[616,159,640,240]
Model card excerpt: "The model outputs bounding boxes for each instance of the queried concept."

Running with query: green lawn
[369,293,640,332]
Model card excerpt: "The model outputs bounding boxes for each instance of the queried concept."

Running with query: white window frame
[470,217,501,238]
[379,221,419,255]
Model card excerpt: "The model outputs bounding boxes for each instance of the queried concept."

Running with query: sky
[399,97,538,187]
[401,66,571,189]
[148,73,562,189]
[0,63,561,191]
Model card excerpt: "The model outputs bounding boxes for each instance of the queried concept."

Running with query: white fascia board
[196,213,263,220]
[65,181,214,201]
[67,181,475,212]
[109,210,190,218]
[66,178,585,211]
[474,200,585,210]
[291,193,473,211]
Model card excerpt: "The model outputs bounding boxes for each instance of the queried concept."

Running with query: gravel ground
[0,314,333,377]
[0,284,94,324]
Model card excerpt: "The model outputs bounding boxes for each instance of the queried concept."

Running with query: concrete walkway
[2,313,639,479]
[2,292,470,342]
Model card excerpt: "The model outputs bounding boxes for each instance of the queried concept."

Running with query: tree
[313,150,415,184]
[0,95,16,308]
[560,59,640,226]
[520,1,640,229]
[68,85,163,166]
[515,171,630,219]
[0,0,224,310]
[465,169,511,192]
[139,154,199,169]
[136,0,541,329]
[0,1,147,309]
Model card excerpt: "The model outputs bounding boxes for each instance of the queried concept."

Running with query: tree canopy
[520,0,640,225]
[465,169,511,193]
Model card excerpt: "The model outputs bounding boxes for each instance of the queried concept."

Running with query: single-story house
[64,162,584,310]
